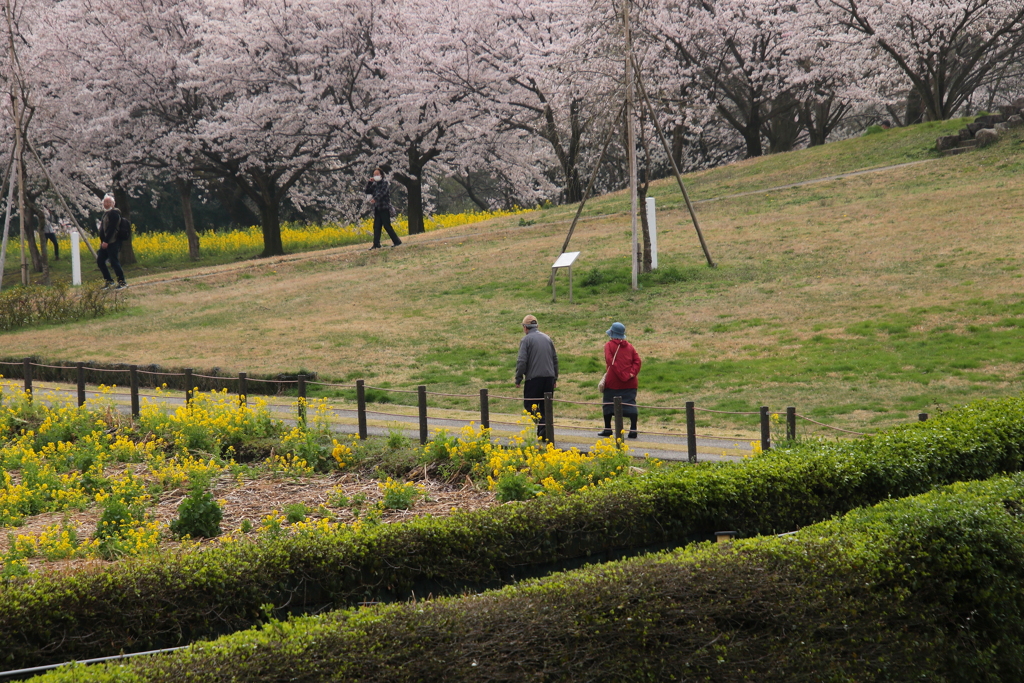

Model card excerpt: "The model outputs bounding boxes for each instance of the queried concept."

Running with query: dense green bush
[4,395,1024,670]
[169,484,223,539]
[0,283,124,332]
[33,475,1024,682]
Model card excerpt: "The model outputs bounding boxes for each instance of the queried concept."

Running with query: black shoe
[597,429,613,437]
[627,431,638,439]
[101,281,114,290]
[115,282,128,291]
[369,245,381,250]
[392,240,402,247]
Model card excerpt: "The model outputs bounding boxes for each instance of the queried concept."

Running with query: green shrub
[34,475,1024,682]
[283,503,309,524]
[7,395,1024,670]
[0,283,125,332]
[495,471,536,502]
[169,484,222,539]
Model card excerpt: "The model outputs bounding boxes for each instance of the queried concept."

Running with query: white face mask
[373,175,382,182]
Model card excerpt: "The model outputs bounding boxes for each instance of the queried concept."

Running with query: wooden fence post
[22,358,31,398]
[297,374,307,424]
[418,385,428,445]
[238,372,247,407]
[76,362,86,407]
[544,392,554,444]
[479,388,490,429]
[786,406,796,441]
[760,406,770,453]
[130,365,140,417]
[184,368,193,405]
[356,380,368,440]
[685,401,697,463]
[614,396,624,441]
[919,413,928,421]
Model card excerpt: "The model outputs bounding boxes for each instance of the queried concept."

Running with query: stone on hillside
[976,128,1000,148]
[1012,97,1024,109]
[974,114,1005,126]
[1000,105,1018,118]
[995,122,1009,132]
[960,128,972,140]
[1007,115,1024,129]
[967,122,990,135]
[936,135,962,151]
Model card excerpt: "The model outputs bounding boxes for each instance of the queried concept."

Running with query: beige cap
[522,314,538,326]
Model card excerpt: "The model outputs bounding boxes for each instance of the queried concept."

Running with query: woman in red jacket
[598,322,642,439]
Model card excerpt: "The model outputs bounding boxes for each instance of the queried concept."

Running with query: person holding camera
[364,167,402,250]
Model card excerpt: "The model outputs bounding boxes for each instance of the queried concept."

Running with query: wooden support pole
[129,365,140,418]
[76,362,86,406]
[544,391,555,445]
[760,406,770,453]
[184,368,193,405]
[686,401,697,463]
[479,388,490,429]
[614,396,624,441]
[238,372,247,407]
[356,379,367,440]
[297,374,307,424]
[786,406,796,441]
[418,385,428,445]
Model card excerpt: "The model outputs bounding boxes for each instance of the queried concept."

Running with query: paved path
[8,381,755,463]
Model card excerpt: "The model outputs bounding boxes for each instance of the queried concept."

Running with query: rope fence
[3,358,923,462]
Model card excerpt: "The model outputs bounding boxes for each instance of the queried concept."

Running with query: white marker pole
[646,196,658,270]
[71,230,82,285]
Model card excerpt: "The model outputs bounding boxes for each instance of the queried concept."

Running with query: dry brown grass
[6,125,1024,434]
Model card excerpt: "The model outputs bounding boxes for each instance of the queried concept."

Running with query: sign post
[646,197,658,270]
[71,231,82,285]
[551,251,581,303]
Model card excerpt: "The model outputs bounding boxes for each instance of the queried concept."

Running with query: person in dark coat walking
[598,322,642,439]
[514,314,559,440]
[96,194,127,289]
[364,168,402,249]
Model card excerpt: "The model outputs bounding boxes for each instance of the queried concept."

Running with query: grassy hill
[4,117,1024,436]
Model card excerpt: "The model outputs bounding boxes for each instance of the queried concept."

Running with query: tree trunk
[176,178,201,260]
[258,195,284,257]
[33,205,49,285]
[113,188,137,266]
[904,88,925,126]
[766,94,800,154]
[394,142,440,236]
[20,159,42,274]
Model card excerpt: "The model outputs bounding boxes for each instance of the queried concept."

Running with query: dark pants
[602,388,638,437]
[44,232,58,259]
[523,376,556,439]
[372,210,401,247]
[97,241,124,283]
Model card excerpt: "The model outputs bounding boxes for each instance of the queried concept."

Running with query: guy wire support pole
[631,53,715,268]
[548,101,627,288]
[623,0,640,291]
[26,137,97,258]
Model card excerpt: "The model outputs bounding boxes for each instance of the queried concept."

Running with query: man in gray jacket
[514,314,558,440]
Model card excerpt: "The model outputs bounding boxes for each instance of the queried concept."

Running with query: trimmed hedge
[4,395,1024,670]
[31,474,1024,681]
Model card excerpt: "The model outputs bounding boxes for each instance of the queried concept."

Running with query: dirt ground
[2,468,498,572]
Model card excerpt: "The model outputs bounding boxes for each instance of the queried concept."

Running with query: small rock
[959,128,972,140]
[976,127,1000,148]
[1007,115,1023,129]
[936,135,961,151]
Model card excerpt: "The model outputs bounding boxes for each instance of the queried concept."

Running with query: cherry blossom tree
[814,0,1024,121]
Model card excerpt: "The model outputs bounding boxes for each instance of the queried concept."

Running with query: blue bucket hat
[606,322,626,339]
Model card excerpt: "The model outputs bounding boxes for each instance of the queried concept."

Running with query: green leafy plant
[284,503,309,524]
[169,482,223,539]
[378,478,423,510]
[385,425,410,450]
